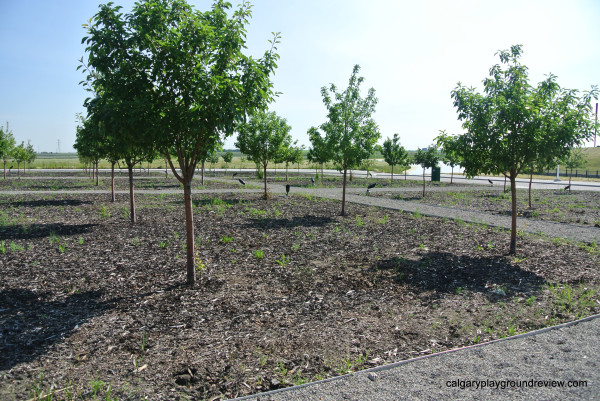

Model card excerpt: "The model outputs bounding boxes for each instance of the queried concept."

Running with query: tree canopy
[445,44,598,254]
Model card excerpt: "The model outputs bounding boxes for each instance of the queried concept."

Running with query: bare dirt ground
[0,176,599,400]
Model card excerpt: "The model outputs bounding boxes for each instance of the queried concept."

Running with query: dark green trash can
[431,166,441,182]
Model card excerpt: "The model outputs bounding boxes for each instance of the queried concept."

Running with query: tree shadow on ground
[245,215,334,230]
[373,251,544,302]
[191,198,246,207]
[0,223,97,240]
[0,288,115,371]
[8,199,93,208]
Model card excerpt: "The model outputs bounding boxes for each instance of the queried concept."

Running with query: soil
[371,187,600,227]
[1,177,599,400]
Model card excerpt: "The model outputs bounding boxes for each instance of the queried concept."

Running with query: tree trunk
[341,168,347,216]
[528,170,533,209]
[128,165,136,224]
[422,168,426,197]
[111,162,116,202]
[263,163,268,199]
[183,180,196,286]
[95,160,99,186]
[321,163,324,185]
[17,162,20,178]
[504,176,507,192]
[391,164,394,185]
[285,163,289,181]
[3,160,6,179]
[201,161,205,185]
[405,168,407,181]
[451,167,454,184]
[509,173,517,255]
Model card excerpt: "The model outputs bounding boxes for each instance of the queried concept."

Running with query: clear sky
[1,0,599,153]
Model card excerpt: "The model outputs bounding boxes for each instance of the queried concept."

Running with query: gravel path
[232,314,600,401]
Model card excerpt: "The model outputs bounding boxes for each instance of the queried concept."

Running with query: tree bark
[321,163,324,184]
[184,180,196,286]
[263,163,268,199]
[451,167,454,184]
[341,168,347,216]
[422,168,426,197]
[200,161,205,185]
[391,165,394,185]
[509,173,517,255]
[128,165,136,224]
[3,160,6,179]
[95,160,99,186]
[111,162,115,202]
[528,170,533,209]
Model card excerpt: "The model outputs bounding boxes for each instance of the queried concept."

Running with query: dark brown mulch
[0,189,599,400]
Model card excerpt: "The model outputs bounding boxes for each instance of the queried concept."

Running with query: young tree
[307,127,331,184]
[437,131,462,185]
[235,111,292,198]
[222,151,234,173]
[381,133,408,185]
[320,65,380,216]
[83,0,279,285]
[25,141,36,171]
[413,144,440,197]
[448,45,597,254]
[282,142,303,181]
[12,142,27,177]
[207,152,220,174]
[0,122,16,179]
[562,146,588,192]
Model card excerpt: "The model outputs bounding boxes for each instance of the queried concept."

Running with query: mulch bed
[1,185,599,400]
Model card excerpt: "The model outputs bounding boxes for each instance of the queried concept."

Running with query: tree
[81,5,156,217]
[83,0,279,285]
[307,127,331,184]
[0,122,16,179]
[282,142,303,181]
[437,131,462,185]
[320,65,380,216]
[381,133,408,185]
[448,44,597,254]
[562,146,588,192]
[25,141,36,171]
[236,111,292,198]
[413,144,440,197]
[12,142,27,177]
[207,152,220,174]
[222,151,234,173]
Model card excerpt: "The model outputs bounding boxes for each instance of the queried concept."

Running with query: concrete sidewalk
[231,314,600,401]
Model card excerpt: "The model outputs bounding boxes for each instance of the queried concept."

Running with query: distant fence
[541,169,600,179]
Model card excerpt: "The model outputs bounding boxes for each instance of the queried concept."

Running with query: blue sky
[1,0,599,153]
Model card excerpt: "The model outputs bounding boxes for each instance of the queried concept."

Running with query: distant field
[16,146,600,175]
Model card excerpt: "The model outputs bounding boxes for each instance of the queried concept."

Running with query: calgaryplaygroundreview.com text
[446,378,588,390]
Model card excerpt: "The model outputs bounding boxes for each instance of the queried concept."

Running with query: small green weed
[253,250,264,259]
[220,235,233,244]
[276,253,290,267]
